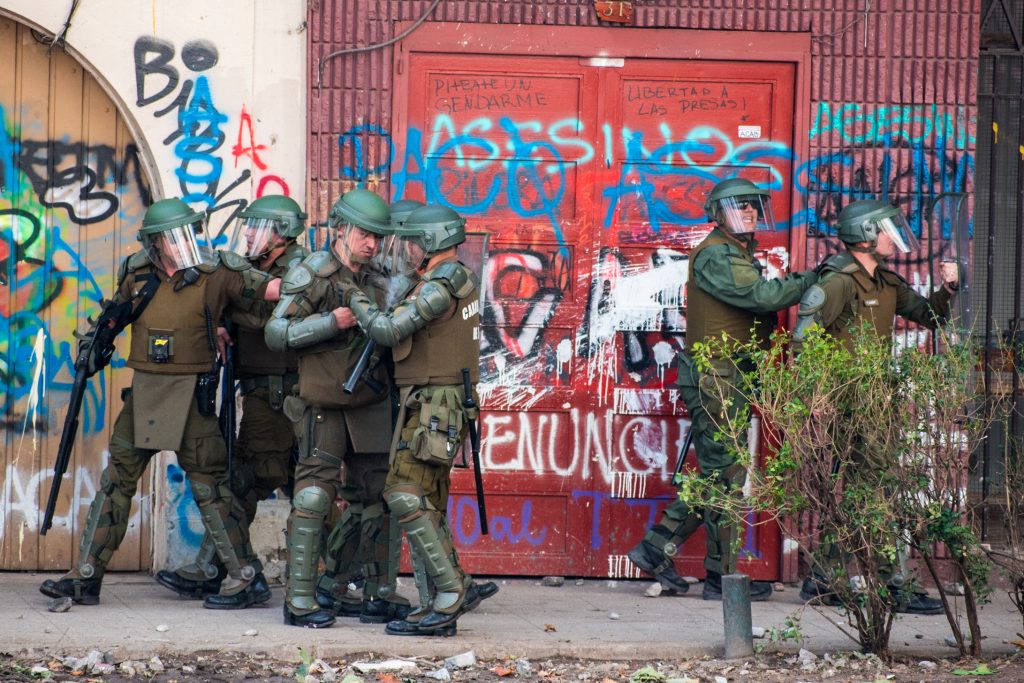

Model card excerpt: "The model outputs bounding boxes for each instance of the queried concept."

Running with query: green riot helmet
[138,198,207,272]
[390,204,466,275]
[228,195,307,259]
[703,177,775,235]
[377,199,424,273]
[328,189,390,266]
[389,199,425,230]
[836,199,919,254]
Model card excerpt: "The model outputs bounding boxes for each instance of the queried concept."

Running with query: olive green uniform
[808,251,951,344]
[348,256,482,625]
[266,249,398,618]
[171,242,309,584]
[644,229,816,577]
[70,250,270,594]
[797,251,951,581]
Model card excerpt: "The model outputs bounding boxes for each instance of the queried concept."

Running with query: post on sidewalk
[722,573,754,658]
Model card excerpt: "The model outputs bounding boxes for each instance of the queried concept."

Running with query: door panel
[402,49,796,579]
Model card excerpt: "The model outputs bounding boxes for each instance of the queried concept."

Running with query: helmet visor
[716,195,775,235]
[875,213,919,253]
[148,222,205,272]
[332,222,382,266]
[382,236,427,307]
[390,234,427,279]
[229,217,288,258]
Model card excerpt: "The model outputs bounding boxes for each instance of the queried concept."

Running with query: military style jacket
[228,241,308,378]
[685,229,816,352]
[395,260,481,387]
[269,249,389,409]
[115,249,269,450]
[347,256,480,387]
[814,251,952,345]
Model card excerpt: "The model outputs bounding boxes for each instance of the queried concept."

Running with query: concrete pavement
[2,572,1021,663]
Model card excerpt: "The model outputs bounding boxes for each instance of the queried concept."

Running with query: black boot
[203,573,273,610]
[385,617,457,637]
[464,580,499,611]
[627,541,690,593]
[283,603,337,628]
[315,584,362,617]
[891,585,944,615]
[799,573,842,606]
[40,576,102,605]
[417,581,490,630]
[155,568,224,599]
[702,571,773,601]
[359,598,416,624]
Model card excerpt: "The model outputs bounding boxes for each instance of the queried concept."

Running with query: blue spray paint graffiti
[338,110,972,244]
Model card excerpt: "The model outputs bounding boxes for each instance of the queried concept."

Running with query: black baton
[462,368,488,535]
[672,425,696,485]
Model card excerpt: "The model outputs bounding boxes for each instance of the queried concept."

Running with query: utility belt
[395,384,477,467]
[239,373,299,411]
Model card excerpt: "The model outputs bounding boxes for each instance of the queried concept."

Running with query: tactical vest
[820,254,899,345]
[684,231,774,350]
[235,243,306,377]
[295,256,389,409]
[393,261,481,386]
[127,264,217,374]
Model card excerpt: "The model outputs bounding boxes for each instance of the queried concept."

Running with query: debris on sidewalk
[351,659,419,675]
[444,650,477,669]
[47,596,72,613]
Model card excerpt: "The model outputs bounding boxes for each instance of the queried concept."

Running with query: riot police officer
[346,204,498,637]
[627,178,818,601]
[794,198,956,615]
[314,197,425,618]
[155,195,309,598]
[265,188,411,628]
[39,198,272,609]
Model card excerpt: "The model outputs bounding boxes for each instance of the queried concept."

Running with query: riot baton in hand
[343,340,386,395]
[671,424,696,485]
[42,298,137,534]
[42,353,89,535]
[462,367,488,535]
[219,342,237,477]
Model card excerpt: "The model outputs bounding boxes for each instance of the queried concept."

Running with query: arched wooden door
[1,15,154,571]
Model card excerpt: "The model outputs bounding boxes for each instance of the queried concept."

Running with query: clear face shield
[872,213,919,253]
[384,235,428,306]
[331,221,382,267]
[228,216,287,259]
[147,222,206,272]
[716,194,775,235]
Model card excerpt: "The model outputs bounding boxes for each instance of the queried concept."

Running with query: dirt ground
[3,649,1024,683]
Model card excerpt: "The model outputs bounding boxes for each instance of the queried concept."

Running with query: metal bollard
[722,573,754,658]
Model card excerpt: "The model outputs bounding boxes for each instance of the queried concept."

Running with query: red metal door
[398,40,798,580]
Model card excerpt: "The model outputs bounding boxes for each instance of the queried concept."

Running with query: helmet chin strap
[847,242,888,263]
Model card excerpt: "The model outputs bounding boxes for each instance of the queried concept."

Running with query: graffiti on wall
[133,36,290,239]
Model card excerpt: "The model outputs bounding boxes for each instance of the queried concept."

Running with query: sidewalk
[3,572,1020,663]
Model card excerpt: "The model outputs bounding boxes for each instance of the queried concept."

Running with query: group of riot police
[37,177,960,632]
[625,178,960,616]
[39,189,495,636]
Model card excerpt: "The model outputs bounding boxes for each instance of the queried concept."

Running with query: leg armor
[322,500,363,582]
[385,484,464,612]
[77,466,134,578]
[286,484,332,613]
[177,533,222,581]
[189,473,260,590]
